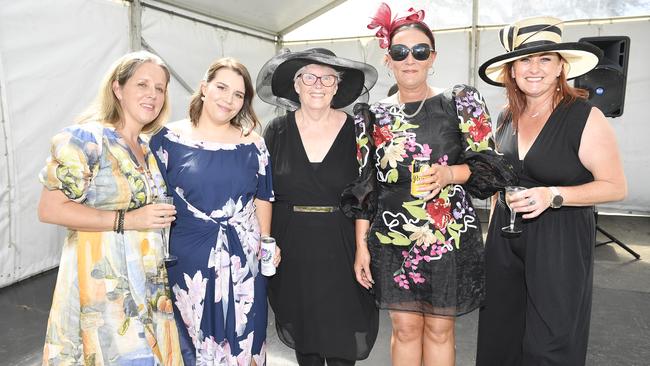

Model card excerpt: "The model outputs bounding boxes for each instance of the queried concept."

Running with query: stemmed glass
[155,195,177,263]
[502,186,527,234]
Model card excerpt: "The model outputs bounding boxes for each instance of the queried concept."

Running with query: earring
[428,67,435,76]
[387,69,393,78]
[201,95,205,101]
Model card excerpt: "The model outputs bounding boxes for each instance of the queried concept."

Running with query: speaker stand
[594,209,640,259]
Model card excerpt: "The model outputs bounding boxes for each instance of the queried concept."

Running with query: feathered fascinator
[367,2,426,49]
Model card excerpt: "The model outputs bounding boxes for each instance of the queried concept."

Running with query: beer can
[260,236,276,276]
[411,157,430,198]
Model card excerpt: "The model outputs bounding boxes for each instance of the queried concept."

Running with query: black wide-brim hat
[479,16,603,87]
[256,48,378,110]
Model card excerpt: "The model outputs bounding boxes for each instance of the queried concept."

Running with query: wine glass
[502,186,527,234]
[155,195,177,263]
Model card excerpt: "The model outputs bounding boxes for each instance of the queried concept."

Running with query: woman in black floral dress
[342,3,515,365]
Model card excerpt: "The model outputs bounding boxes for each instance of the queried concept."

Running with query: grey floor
[1,213,649,366]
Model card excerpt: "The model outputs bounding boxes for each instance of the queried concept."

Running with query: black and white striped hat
[479,16,602,87]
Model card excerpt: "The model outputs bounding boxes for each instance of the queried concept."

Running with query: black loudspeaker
[574,36,630,117]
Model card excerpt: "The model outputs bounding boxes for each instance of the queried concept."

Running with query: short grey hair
[293,64,343,83]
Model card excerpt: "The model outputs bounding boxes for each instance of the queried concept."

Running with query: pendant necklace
[398,87,431,119]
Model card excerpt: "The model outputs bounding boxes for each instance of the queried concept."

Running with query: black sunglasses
[388,43,434,61]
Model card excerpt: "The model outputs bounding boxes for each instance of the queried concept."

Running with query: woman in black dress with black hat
[256,48,379,366]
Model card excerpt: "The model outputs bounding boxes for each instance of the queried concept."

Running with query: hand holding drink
[411,157,431,199]
[154,194,177,263]
[411,158,452,200]
[502,186,527,234]
[261,236,277,276]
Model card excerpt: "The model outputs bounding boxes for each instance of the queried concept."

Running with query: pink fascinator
[367,2,426,49]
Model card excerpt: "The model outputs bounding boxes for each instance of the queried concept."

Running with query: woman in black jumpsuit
[476,16,627,366]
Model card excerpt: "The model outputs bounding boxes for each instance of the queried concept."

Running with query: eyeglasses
[297,73,338,87]
[388,43,434,61]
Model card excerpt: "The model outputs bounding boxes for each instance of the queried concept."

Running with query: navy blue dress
[151,125,274,365]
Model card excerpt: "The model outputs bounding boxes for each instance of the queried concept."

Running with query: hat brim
[256,49,378,110]
[478,42,603,87]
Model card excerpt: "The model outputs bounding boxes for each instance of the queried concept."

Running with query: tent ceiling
[149,0,346,36]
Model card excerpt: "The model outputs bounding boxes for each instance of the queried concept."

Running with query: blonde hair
[188,57,260,135]
[77,51,171,134]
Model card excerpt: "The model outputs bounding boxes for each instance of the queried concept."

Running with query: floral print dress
[342,85,516,315]
[39,121,182,365]
[150,126,274,366]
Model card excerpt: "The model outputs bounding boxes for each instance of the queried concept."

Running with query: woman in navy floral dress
[342,3,515,365]
[150,58,277,365]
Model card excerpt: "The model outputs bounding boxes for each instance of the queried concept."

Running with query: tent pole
[129,0,143,51]
[277,34,284,52]
[468,0,479,86]
[0,52,17,280]
[141,39,194,94]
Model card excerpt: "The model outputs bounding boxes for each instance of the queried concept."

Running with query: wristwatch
[549,186,563,209]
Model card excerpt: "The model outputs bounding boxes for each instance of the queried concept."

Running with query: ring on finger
[529,199,536,206]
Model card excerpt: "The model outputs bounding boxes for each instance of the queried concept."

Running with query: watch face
[552,195,563,208]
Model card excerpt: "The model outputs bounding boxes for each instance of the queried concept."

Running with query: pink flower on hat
[367,2,426,49]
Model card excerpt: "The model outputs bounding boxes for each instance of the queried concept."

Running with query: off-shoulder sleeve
[255,138,275,202]
[341,103,378,220]
[39,123,103,203]
[450,85,517,199]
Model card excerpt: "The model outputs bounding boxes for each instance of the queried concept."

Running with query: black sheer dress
[264,112,379,361]
[342,85,516,316]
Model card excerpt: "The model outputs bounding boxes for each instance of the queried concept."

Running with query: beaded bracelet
[112,210,119,232]
[116,209,126,234]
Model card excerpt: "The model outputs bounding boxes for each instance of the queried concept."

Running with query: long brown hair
[188,57,259,135]
[502,54,588,131]
[77,51,171,134]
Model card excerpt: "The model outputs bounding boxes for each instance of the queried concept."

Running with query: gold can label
[411,158,430,198]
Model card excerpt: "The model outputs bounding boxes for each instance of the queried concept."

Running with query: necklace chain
[398,87,430,119]
[527,101,552,118]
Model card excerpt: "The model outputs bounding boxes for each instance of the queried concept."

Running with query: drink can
[260,236,276,276]
[411,157,431,198]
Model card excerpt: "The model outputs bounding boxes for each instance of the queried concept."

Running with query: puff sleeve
[450,85,517,199]
[255,138,275,202]
[39,123,103,203]
[341,103,378,220]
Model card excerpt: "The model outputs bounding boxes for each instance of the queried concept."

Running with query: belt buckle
[292,205,336,213]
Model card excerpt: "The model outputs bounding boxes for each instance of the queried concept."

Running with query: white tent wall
[0,0,131,287]
[140,6,277,124]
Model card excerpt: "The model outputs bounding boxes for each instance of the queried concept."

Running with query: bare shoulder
[584,106,615,136]
[580,106,619,155]
[333,109,348,122]
[242,130,263,144]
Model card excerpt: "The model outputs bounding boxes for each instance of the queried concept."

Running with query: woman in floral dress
[150,57,278,365]
[38,51,182,365]
[342,3,516,366]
